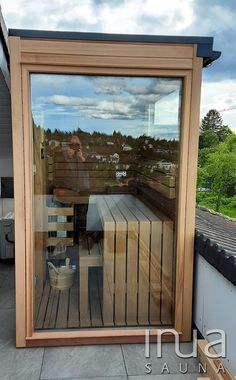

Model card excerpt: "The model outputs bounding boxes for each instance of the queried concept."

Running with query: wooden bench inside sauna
[35,125,176,330]
[36,176,174,329]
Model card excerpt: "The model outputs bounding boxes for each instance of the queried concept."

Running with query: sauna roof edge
[8,28,221,67]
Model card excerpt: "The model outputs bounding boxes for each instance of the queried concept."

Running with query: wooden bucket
[48,258,74,290]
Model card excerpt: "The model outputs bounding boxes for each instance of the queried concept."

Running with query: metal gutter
[8,28,221,67]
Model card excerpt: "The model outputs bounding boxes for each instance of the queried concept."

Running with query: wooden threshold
[26,329,181,347]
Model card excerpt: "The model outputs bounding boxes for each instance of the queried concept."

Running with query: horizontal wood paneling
[21,53,193,69]
[47,222,73,231]
[47,237,73,246]
[47,207,74,216]
[21,39,194,58]
[20,39,194,69]
[23,64,192,78]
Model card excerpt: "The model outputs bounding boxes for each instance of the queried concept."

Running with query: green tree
[197,166,209,189]
[198,147,217,167]
[204,134,236,211]
[201,109,223,133]
[199,129,219,149]
[217,124,233,142]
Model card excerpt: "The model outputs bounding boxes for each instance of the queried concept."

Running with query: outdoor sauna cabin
[9,30,220,347]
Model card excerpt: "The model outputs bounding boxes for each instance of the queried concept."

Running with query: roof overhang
[8,29,221,68]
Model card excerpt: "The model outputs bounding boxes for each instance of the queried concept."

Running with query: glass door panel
[31,74,182,330]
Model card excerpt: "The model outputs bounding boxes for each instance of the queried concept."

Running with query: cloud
[44,94,133,120]
[36,76,181,123]
[47,94,144,120]
[183,1,236,82]
[201,79,236,131]
[2,0,234,83]
[3,0,233,84]
[1,0,193,32]
[90,77,181,97]
[92,77,126,95]
[125,79,181,96]
[3,0,236,129]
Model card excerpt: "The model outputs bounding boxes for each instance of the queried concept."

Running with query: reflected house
[158,160,177,172]
[110,153,119,163]
[93,154,107,162]
[156,148,168,153]
[122,143,133,151]
[49,139,60,148]
[8,26,221,348]
[61,141,69,149]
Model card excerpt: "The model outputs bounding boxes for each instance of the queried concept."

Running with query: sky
[31,74,182,139]
[1,0,236,132]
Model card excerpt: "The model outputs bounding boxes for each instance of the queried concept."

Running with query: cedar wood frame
[9,35,202,347]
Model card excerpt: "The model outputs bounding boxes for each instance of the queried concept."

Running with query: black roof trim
[195,232,236,287]
[8,29,221,67]
[195,207,236,286]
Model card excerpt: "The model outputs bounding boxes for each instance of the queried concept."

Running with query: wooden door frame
[9,36,202,347]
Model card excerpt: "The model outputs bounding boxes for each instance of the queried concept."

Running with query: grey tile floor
[0,261,200,380]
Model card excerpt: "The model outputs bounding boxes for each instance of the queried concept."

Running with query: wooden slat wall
[113,196,139,325]
[33,126,47,325]
[161,220,174,324]
[95,195,115,326]
[93,194,174,327]
[48,157,175,199]
[124,196,173,325]
[104,196,127,326]
[47,207,73,216]
[46,206,74,247]
[130,197,163,325]
[121,195,150,325]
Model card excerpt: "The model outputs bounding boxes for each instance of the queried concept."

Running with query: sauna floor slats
[35,268,103,330]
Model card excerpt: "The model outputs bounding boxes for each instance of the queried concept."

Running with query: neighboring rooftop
[196,206,236,256]
[8,29,221,67]
[196,206,236,285]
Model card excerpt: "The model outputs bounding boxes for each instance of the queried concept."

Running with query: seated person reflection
[57,135,90,246]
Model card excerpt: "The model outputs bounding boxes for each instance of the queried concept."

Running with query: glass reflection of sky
[31,74,182,140]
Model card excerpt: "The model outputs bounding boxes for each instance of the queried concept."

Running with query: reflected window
[31,74,182,330]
